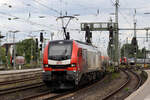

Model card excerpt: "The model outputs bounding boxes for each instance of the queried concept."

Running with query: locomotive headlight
[71,63,76,67]
[44,64,48,67]
[73,70,76,72]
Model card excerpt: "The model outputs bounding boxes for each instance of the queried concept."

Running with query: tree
[121,43,134,58]
[136,49,144,58]
[0,47,11,66]
[16,38,40,64]
[0,47,7,64]
[121,43,145,59]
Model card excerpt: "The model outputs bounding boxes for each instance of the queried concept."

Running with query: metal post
[134,9,137,37]
[146,29,148,42]
[51,32,54,40]
[126,37,128,59]
[110,17,113,61]
[40,43,43,67]
[13,33,16,69]
[0,32,1,65]
[134,22,137,37]
[144,47,146,67]
[124,45,125,57]
[31,37,33,64]
[115,0,119,67]
[133,9,137,65]
[6,32,8,68]
[10,30,19,70]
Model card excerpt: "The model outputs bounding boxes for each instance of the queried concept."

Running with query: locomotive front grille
[49,64,71,69]
[51,71,67,81]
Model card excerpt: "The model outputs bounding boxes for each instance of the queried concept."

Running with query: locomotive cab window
[48,41,73,60]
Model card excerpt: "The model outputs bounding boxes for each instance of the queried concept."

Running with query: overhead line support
[114,0,119,67]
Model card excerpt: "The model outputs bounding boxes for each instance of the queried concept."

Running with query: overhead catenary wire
[118,10,132,27]
[0,11,57,30]
[32,0,61,15]
[18,0,58,18]
[0,1,62,32]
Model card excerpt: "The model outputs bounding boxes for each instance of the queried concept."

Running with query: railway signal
[5,44,9,56]
[109,26,113,44]
[40,44,42,51]
[35,38,38,53]
[131,37,137,53]
[85,26,92,44]
[132,37,137,46]
[134,47,136,53]
[40,32,43,42]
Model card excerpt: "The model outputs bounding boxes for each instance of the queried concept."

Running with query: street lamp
[9,30,20,69]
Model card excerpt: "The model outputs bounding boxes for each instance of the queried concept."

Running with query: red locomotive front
[42,40,105,89]
[43,40,80,89]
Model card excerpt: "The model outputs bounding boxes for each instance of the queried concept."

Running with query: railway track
[102,69,142,100]
[130,70,142,91]
[0,70,43,96]
[20,90,72,100]
[19,85,77,100]
[0,69,42,87]
[0,74,41,86]
[0,69,42,76]
[0,82,44,95]
[0,69,141,100]
[21,75,109,100]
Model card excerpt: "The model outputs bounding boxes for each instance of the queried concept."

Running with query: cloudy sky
[0,0,150,55]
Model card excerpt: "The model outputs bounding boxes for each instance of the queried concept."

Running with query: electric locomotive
[42,40,106,89]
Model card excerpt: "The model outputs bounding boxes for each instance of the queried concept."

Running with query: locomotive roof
[75,40,97,48]
[49,40,97,48]
[49,40,73,43]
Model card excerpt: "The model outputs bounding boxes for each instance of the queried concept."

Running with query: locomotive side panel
[82,49,88,73]
[76,41,102,72]
[96,52,102,70]
[86,50,102,72]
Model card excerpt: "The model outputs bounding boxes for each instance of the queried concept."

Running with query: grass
[119,65,127,68]
[124,88,129,92]
[111,72,120,80]
[107,66,115,73]
[104,72,120,84]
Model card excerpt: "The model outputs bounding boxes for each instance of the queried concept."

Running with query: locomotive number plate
[57,61,62,64]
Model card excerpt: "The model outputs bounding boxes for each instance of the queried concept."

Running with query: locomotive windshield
[48,41,72,60]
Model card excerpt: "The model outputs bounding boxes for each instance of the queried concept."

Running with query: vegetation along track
[102,69,142,100]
